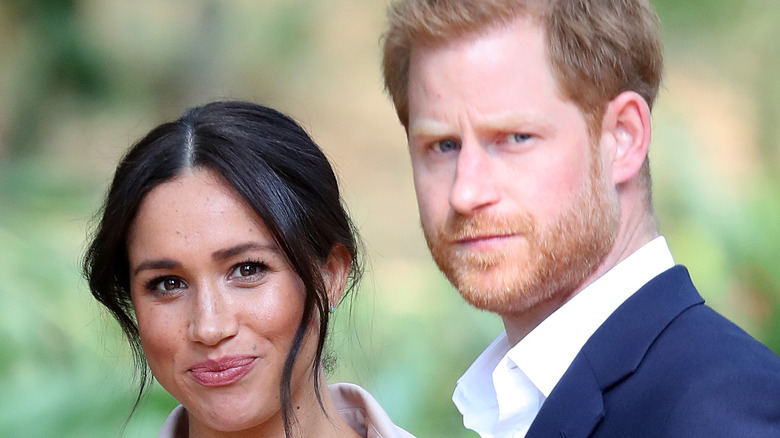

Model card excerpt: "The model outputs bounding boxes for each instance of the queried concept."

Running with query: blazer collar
[526,266,703,438]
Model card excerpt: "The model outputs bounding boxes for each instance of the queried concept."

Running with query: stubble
[423,147,620,316]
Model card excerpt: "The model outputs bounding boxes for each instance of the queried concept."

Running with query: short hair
[381,0,663,202]
[381,0,663,135]
[83,101,362,437]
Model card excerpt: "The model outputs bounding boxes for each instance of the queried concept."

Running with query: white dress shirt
[452,237,675,438]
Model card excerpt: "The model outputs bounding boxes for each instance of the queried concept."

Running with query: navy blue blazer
[526,266,780,437]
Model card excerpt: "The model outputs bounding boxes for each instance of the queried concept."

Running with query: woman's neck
[186,373,361,438]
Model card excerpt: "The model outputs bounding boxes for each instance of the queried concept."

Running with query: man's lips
[189,356,257,387]
[454,233,518,248]
[455,233,513,243]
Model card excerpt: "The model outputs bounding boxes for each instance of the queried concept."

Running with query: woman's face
[126,168,318,434]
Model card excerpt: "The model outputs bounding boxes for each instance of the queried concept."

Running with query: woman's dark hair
[83,101,362,436]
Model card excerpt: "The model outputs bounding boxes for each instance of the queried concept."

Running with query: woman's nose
[187,285,238,346]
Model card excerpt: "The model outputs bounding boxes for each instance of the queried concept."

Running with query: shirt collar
[509,236,674,396]
[452,333,510,426]
[453,236,675,430]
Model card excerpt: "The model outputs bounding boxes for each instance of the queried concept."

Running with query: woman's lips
[189,356,257,387]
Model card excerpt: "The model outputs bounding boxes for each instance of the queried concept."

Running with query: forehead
[408,12,548,71]
[128,168,268,248]
[407,15,563,130]
[139,168,245,214]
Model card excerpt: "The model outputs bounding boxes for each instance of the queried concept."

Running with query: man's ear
[600,91,652,185]
[322,244,352,307]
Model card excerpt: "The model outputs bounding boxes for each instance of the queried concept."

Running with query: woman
[83,101,414,437]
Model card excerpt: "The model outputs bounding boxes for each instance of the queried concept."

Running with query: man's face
[406,16,620,316]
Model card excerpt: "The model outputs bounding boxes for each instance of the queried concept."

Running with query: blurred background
[1,0,778,436]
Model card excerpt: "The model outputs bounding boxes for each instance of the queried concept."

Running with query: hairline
[403,11,606,142]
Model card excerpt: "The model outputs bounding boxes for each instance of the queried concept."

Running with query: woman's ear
[322,244,352,308]
[600,91,652,185]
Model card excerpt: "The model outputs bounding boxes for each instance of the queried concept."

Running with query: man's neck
[501,295,572,346]
[502,218,658,346]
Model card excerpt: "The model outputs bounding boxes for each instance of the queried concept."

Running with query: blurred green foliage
[0,0,778,437]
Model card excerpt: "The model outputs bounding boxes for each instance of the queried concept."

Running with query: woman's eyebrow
[211,242,278,261]
[132,243,280,276]
[133,259,180,276]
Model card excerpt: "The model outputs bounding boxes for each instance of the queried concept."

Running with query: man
[381,0,780,436]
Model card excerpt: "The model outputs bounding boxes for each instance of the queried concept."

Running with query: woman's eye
[432,139,460,153]
[506,133,532,144]
[230,262,267,279]
[148,277,186,293]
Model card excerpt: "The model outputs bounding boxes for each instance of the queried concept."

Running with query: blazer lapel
[526,266,704,438]
[525,355,604,438]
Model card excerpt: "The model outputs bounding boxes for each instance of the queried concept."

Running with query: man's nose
[449,139,500,215]
[187,285,238,346]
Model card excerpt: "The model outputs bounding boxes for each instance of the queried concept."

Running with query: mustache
[436,213,536,242]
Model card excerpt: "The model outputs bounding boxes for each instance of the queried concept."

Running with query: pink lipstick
[189,356,256,387]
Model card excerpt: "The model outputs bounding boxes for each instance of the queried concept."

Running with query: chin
[200,414,267,435]
[458,284,548,315]
[450,256,584,316]
[185,396,276,434]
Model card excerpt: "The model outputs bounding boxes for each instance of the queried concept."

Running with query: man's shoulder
[620,297,780,394]
[595,304,780,436]
[655,298,779,365]
[592,266,780,436]
[526,265,780,437]
[594,264,780,386]
[610,264,780,372]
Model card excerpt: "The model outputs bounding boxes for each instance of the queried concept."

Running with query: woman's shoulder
[157,404,188,438]
[157,385,416,438]
[328,382,416,438]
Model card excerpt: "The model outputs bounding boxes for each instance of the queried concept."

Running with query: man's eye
[506,133,532,143]
[432,139,460,153]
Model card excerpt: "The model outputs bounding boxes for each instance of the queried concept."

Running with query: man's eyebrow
[211,243,279,262]
[133,259,180,276]
[477,111,553,133]
[408,119,455,140]
[409,112,553,140]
